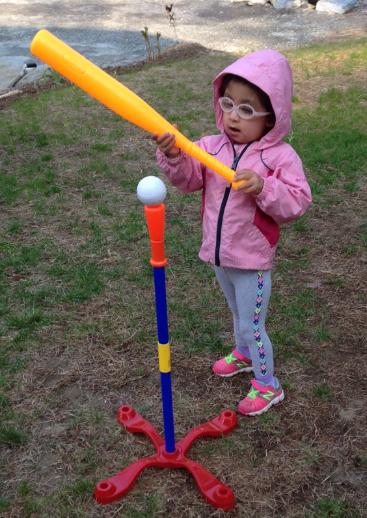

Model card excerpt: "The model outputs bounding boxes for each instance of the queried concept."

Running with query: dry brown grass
[1,42,366,518]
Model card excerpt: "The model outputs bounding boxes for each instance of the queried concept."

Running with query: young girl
[152,50,312,416]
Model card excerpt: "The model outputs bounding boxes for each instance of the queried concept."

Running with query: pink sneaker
[238,378,284,416]
[212,350,253,377]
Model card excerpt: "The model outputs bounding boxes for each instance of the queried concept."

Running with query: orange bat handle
[30,30,244,189]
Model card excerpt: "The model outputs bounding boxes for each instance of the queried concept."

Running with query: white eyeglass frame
[218,97,271,120]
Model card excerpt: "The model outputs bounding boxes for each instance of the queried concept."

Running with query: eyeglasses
[218,97,271,120]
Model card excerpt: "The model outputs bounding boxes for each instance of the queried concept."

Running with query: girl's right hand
[151,124,180,159]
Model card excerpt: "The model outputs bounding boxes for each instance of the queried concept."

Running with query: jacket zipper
[214,141,252,266]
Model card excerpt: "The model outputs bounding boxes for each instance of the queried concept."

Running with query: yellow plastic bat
[30,30,244,188]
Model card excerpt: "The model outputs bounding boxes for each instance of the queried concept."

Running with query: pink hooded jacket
[157,50,312,270]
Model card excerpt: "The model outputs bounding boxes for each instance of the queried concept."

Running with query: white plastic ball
[137,176,167,206]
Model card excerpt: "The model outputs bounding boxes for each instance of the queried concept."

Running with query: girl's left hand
[234,169,264,195]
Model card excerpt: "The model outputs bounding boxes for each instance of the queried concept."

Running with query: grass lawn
[0,37,366,517]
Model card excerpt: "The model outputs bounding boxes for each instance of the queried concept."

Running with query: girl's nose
[229,107,240,121]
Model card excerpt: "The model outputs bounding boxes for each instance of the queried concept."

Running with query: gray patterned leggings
[214,266,274,384]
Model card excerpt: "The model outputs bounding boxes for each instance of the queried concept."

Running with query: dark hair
[219,74,274,114]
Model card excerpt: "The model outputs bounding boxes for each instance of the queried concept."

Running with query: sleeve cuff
[157,149,181,162]
[255,177,273,201]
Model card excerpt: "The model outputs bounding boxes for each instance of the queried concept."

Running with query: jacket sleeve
[255,147,312,224]
[156,145,205,194]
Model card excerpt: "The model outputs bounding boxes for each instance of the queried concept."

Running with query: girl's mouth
[228,127,241,140]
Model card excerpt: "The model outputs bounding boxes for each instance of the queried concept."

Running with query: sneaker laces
[224,353,238,365]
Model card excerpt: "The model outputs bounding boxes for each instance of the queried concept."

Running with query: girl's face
[221,81,274,144]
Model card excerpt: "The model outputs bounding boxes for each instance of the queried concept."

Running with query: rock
[271,0,307,7]
[316,0,359,13]
[230,0,360,10]
[247,0,269,5]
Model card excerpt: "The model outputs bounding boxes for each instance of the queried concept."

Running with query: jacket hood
[213,50,293,147]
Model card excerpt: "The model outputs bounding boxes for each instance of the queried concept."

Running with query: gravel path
[0,0,366,90]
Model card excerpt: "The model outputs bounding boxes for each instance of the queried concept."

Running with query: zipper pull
[231,156,240,170]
